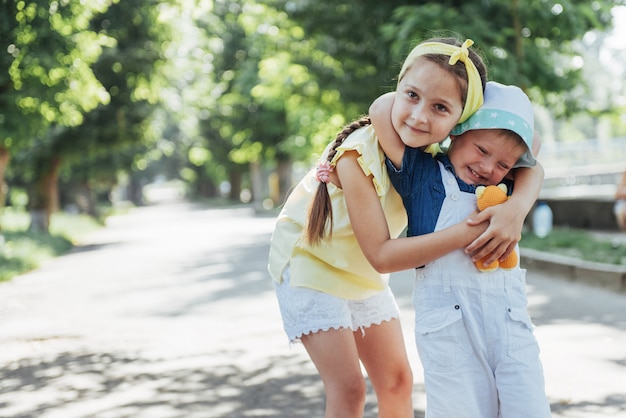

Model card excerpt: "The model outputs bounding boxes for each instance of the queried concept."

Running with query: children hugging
[269,36,551,417]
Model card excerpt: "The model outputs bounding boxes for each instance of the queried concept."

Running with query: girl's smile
[391,59,464,149]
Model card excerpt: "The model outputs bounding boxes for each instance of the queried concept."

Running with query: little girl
[268,38,543,417]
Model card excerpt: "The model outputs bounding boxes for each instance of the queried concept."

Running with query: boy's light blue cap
[451,81,536,168]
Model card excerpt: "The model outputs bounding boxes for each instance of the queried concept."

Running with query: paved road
[0,202,625,418]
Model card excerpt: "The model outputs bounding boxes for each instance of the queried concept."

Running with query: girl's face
[448,129,526,185]
[391,58,464,148]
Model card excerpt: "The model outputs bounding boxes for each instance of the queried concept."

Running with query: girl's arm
[369,92,405,168]
[336,150,487,273]
[465,162,544,265]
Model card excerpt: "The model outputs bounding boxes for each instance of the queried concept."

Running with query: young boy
[370,81,552,417]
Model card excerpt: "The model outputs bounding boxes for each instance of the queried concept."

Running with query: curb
[520,248,626,293]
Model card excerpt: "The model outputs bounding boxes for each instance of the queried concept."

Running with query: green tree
[268,0,415,118]
[1,0,112,230]
[55,0,169,212]
[259,0,624,199]
[270,0,622,115]
[179,0,343,204]
[3,0,170,230]
[379,0,623,115]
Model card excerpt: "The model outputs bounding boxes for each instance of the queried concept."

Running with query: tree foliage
[1,0,624,216]
[1,0,169,230]
[1,0,112,150]
[177,0,347,200]
[379,0,620,115]
[54,0,170,208]
[271,0,622,118]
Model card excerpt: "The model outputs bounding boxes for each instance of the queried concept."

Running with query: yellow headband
[399,39,484,124]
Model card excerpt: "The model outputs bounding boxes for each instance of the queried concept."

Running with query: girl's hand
[466,163,544,265]
[465,201,525,265]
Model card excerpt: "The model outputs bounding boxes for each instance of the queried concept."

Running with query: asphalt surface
[0,201,625,418]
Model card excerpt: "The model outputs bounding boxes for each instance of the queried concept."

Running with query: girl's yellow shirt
[268,125,408,300]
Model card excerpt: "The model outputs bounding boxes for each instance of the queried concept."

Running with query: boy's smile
[448,130,525,185]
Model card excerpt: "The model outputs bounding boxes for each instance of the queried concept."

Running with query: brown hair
[305,38,488,246]
[305,116,371,245]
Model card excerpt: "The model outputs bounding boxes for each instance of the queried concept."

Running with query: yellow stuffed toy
[474,184,519,272]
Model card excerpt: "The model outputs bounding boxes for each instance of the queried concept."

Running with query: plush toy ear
[497,183,507,194]
[476,185,486,199]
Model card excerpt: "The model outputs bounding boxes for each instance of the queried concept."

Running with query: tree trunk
[249,161,263,204]
[510,0,526,89]
[0,147,10,232]
[127,177,145,206]
[276,159,293,206]
[77,181,98,217]
[229,169,242,202]
[28,156,61,233]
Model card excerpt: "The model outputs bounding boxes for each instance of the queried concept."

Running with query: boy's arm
[369,92,405,168]
[465,162,545,265]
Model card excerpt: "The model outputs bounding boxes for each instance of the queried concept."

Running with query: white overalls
[413,162,552,418]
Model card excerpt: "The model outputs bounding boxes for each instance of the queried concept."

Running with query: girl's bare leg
[356,319,414,418]
[302,328,367,418]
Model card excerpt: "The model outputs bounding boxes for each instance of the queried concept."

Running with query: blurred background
[1,0,625,233]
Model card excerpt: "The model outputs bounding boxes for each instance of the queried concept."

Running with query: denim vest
[386,147,512,238]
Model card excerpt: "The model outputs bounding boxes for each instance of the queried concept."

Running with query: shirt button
[416,273,425,281]
[451,193,459,201]
[447,178,455,185]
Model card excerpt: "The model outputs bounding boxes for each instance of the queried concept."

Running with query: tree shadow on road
[0,347,426,417]
[145,238,276,317]
[550,395,626,417]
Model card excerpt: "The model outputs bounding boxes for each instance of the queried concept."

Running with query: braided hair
[305,116,371,245]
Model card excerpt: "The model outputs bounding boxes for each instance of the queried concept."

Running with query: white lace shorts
[273,267,401,343]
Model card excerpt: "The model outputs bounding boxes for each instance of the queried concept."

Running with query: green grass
[521,227,626,266]
[0,208,103,282]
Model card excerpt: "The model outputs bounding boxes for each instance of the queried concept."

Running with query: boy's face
[448,129,526,185]
[391,58,464,148]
